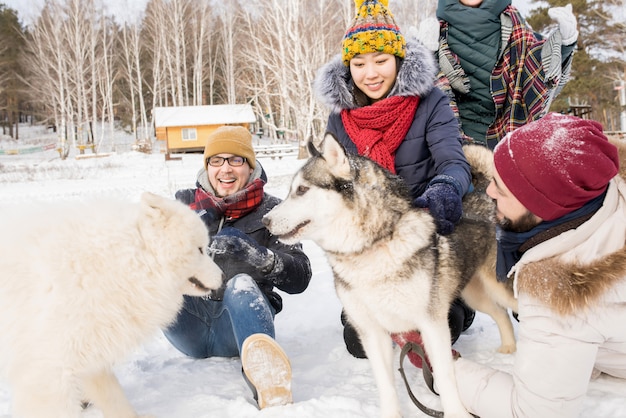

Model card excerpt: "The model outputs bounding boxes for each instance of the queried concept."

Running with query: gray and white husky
[263,133,517,418]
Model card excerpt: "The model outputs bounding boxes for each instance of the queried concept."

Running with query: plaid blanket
[438,6,570,147]
[487,6,551,145]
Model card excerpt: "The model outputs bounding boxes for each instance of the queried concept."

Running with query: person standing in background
[416,0,578,148]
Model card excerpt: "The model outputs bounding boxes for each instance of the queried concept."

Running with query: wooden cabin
[153,104,257,156]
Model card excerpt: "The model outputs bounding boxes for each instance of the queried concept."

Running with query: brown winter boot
[241,333,292,409]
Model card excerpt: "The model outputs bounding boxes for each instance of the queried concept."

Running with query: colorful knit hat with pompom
[341,0,406,66]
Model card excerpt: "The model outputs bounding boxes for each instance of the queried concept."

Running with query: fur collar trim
[313,38,437,113]
[517,244,626,316]
[517,138,626,315]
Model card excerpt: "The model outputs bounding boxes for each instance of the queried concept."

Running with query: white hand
[548,3,579,45]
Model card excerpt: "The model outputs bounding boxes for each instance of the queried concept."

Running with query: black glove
[414,175,462,235]
[209,227,275,277]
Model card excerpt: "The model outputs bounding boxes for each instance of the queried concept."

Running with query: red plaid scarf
[341,95,419,173]
[190,178,265,220]
[487,6,548,143]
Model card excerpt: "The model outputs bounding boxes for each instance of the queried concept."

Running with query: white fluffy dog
[0,192,224,418]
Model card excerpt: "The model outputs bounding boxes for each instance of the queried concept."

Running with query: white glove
[548,4,579,45]
[412,17,440,52]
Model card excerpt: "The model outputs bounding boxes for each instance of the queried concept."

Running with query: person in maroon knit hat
[452,112,626,417]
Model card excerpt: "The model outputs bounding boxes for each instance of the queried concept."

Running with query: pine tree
[0,4,26,138]
[526,0,625,130]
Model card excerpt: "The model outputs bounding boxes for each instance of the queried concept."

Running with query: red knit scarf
[190,178,265,219]
[341,95,419,173]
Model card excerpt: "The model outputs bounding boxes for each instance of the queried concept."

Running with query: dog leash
[398,342,479,418]
[398,342,442,417]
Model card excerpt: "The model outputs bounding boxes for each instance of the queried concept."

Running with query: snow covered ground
[1,125,625,417]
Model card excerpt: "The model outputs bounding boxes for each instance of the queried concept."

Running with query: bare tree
[238,0,349,144]
[24,0,73,157]
[120,20,153,142]
[93,12,117,151]
[0,44,9,96]
[212,0,240,104]
[188,0,213,105]
[60,0,95,149]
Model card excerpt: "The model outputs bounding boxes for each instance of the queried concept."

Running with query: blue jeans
[163,274,276,358]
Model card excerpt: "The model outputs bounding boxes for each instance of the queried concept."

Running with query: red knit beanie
[494,113,619,221]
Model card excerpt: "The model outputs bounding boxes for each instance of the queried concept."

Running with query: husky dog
[0,192,224,418]
[263,134,517,418]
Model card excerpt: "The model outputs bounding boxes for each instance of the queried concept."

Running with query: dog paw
[497,343,516,354]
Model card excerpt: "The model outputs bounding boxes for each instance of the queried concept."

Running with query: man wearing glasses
[163,126,312,409]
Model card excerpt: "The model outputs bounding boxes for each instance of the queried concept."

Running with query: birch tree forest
[3,0,433,155]
[1,0,624,156]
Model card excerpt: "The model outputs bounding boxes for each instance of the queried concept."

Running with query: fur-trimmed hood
[313,38,437,113]
[516,138,626,315]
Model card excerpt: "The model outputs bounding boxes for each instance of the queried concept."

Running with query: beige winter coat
[454,147,626,417]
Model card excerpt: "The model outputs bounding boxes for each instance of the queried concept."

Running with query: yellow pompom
[343,0,404,66]
[354,0,389,8]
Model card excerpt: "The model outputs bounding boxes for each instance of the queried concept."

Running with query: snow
[1,125,625,417]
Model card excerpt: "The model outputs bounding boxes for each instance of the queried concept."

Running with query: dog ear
[140,192,172,212]
[139,192,181,226]
[307,137,322,158]
[320,132,351,178]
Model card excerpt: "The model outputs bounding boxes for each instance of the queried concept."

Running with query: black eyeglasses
[207,156,247,167]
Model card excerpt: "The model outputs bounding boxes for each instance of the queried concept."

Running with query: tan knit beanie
[203,125,256,169]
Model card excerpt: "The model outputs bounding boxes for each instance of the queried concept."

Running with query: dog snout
[262,215,271,228]
[206,278,227,301]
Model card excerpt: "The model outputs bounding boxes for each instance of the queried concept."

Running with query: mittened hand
[209,227,275,273]
[548,4,579,45]
[413,177,463,235]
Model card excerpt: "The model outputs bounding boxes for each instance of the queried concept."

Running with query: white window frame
[182,128,197,141]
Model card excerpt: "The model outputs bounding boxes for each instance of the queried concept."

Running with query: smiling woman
[313,0,476,374]
[348,52,398,104]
